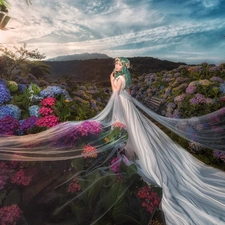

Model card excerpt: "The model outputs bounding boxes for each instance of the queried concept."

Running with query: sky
[1,0,225,64]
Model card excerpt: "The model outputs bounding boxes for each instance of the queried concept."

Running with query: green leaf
[0,189,7,205]
[116,214,142,225]
[4,189,21,206]
[106,182,128,209]
[71,158,84,171]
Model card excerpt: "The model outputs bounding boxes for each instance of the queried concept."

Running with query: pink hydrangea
[40,97,56,107]
[36,115,59,128]
[112,122,126,129]
[11,169,33,186]
[186,85,197,95]
[110,157,121,173]
[39,107,54,116]
[137,186,161,214]
[75,120,102,136]
[0,204,22,225]
[68,178,81,193]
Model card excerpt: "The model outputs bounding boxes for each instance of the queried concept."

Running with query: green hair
[114,57,131,89]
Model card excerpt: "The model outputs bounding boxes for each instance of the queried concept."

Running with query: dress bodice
[115,75,126,90]
[114,75,132,101]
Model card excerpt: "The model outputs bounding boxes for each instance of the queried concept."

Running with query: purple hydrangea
[20,116,38,133]
[0,116,20,135]
[167,102,176,109]
[209,66,220,73]
[172,109,181,118]
[0,84,11,106]
[190,94,206,105]
[174,93,186,103]
[74,120,102,137]
[186,85,197,95]
[210,76,224,83]
[213,150,225,163]
[0,104,21,120]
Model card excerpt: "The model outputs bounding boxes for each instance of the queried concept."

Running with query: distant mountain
[44,57,187,83]
[46,53,110,61]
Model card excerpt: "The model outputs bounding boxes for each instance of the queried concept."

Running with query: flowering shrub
[20,116,38,133]
[110,157,121,173]
[189,94,206,105]
[38,86,70,100]
[186,85,197,94]
[0,104,21,120]
[11,169,33,186]
[0,204,22,225]
[0,116,20,135]
[112,121,126,129]
[17,83,27,93]
[28,105,40,117]
[0,84,11,106]
[40,97,56,107]
[82,144,98,158]
[213,150,225,163]
[68,178,81,193]
[39,107,54,116]
[137,185,161,214]
[75,120,102,136]
[36,115,59,128]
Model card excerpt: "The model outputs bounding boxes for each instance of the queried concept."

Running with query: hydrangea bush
[0,62,225,224]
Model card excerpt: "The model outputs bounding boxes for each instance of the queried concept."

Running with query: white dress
[107,75,225,225]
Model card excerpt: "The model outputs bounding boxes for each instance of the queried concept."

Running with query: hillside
[44,56,187,83]
[46,53,110,61]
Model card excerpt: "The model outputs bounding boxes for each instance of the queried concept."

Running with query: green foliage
[0,43,46,78]
[28,61,51,79]
[3,190,21,206]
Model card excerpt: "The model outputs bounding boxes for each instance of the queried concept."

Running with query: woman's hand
[110,72,114,81]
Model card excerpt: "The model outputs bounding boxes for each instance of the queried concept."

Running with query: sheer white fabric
[112,76,225,225]
[0,75,225,225]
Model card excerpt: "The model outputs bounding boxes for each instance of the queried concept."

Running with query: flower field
[0,61,225,224]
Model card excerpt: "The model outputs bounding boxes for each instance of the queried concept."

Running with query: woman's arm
[110,72,122,93]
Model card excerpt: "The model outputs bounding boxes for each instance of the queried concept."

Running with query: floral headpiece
[115,57,130,69]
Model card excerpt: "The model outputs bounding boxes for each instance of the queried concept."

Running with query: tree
[0,43,49,79]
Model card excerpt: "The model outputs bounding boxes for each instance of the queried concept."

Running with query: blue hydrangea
[219,83,225,94]
[38,86,63,98]
[18,84,27,93]
[62,89,72,101]
[0,84,11,106]
[0,79,7,86]
[29,105,40,117]
[38,86,71,100]
[0,104,21,120]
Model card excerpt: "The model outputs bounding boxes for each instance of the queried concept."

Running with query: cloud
[1,0,224,64]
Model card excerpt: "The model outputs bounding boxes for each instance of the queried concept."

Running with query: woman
[108,57,225,225]
[0,57,225,225]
